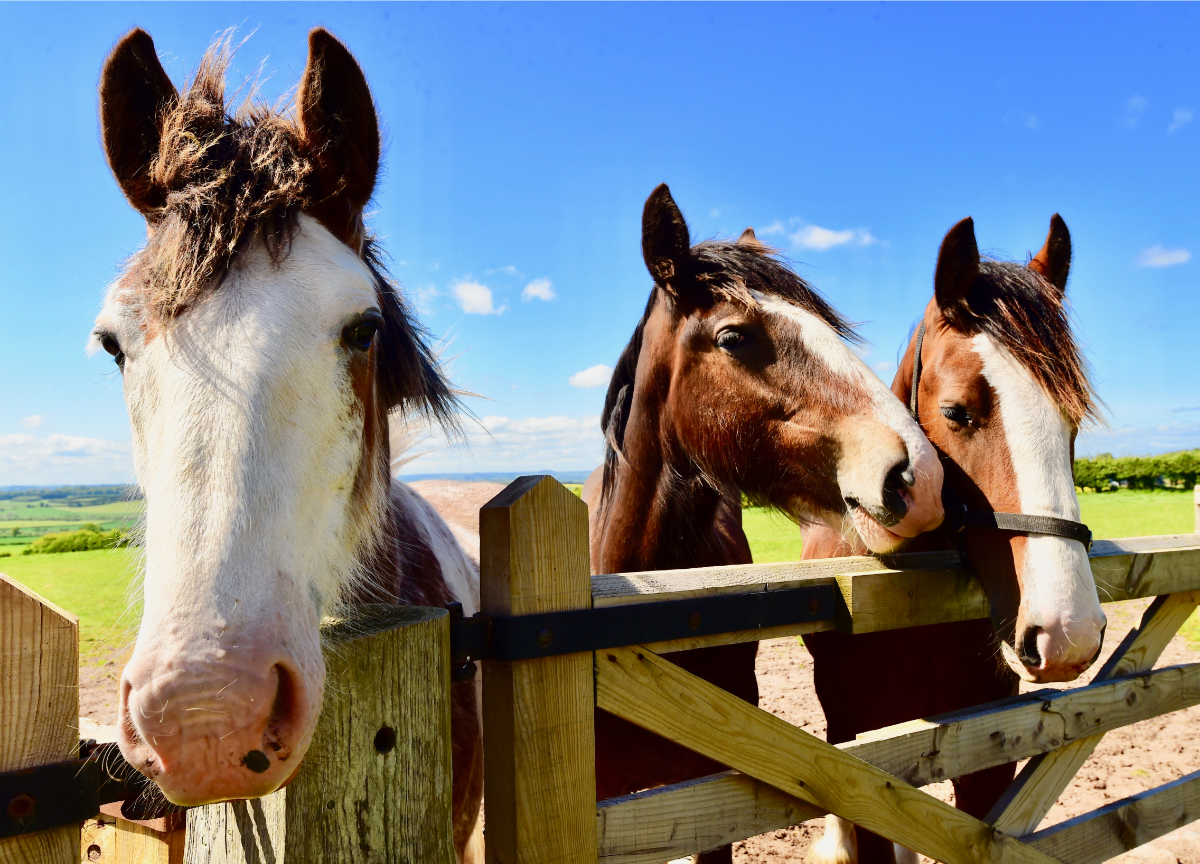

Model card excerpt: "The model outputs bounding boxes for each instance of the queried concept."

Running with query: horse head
[92,29,455,805]
[898,215,1105,683]
[594,184,944,567]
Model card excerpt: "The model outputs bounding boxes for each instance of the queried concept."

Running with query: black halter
[909,321,1092,557]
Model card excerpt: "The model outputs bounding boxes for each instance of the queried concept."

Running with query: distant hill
[399,471,594,486]
[0,485,142,506]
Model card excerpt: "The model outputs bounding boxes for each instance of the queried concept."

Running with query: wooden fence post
[480,476,596,864]
[0,573,79,864]
[1194,485,1199,534]
[184,605,454,863]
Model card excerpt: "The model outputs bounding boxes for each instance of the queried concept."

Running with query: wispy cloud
[0,434,132,485]
[873,360,896,374]
[521,278,556,302]
[20,415,45,430]
[451,280,507,315]
[412,284,440,314]
[568,364,612,389]
[1169,107,1193,134]
[790,224,878,251]
[394,414,605,473]
[1136,245,1191,268]
[1079,421,1200,457]
[1123,95,1148,129]
[486,265,522,277]
[758,220,786,237]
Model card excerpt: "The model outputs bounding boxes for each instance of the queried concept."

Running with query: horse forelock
[951,259,1096,428]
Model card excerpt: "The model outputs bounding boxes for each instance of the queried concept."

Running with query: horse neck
[595,392,751,575]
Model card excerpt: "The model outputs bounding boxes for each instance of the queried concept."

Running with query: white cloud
[759,220,786,236]
[1078,421,1200,458]
[790,224,878,251]
[1123,95,1148,129]
[1024,113,1040,130]
[568,364,613,389]
[393,414,605,473]
[1169,107,1193,134]
[0,434,133,485]
[873,360,896,374]
[20,415,45,430]
[1136,245,1191,268]
[413,284,440,314]
[451,280,506,315]
[709,208,721,218]
[522,278,556,302]
[487,265,521,276]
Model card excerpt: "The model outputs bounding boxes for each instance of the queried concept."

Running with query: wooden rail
[480,478,1200,864]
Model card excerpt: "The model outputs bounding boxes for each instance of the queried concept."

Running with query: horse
[583,185,947,863]
[801,216,1106,864]
[93,29,486,862]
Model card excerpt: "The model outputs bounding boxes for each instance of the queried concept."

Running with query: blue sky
[3,2,1199,484]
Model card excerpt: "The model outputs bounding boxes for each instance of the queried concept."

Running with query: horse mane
[955,259,1097,427]
[600,240,857,501]
[120,37,457,429]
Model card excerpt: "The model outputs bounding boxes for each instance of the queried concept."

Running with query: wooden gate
[479,476,1200,864]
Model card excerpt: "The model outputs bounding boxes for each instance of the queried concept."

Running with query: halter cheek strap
[909,320,1093,555]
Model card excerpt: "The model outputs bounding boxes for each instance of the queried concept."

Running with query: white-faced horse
[94,29,484,861]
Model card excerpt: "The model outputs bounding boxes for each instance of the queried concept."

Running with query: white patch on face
[749,290,943,545]
[972,332,1104,674]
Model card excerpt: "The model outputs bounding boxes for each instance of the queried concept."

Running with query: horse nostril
[1019,628,1043,668]
[880,459,911,524]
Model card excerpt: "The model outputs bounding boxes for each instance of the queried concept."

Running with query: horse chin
[848,506,910,555]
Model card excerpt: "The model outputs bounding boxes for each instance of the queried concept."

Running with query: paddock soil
[77,600,1200,863]
[740,597,1200,864]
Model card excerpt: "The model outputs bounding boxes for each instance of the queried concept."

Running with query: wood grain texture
[1026,769,1200,864]
[595,645,1058,864]
[480,476,596,864]
[596,660,1200,862]
[1195,486,1199,534]
[988,592,1200,836]
[597,771,821,864]
[184,605,454,864]
[0,573,79,864]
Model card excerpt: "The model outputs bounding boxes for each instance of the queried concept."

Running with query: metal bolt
[536,628,553,647]
[808,597,820,614]
[6,793,34,820]
[687,611,702,629]
[87,844,103,861]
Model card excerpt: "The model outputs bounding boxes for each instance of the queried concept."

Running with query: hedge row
[22,525,132,555]
[1074,449,1200,491]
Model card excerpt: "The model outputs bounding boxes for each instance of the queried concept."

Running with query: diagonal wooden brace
[987,592,1200,836]
[595,644,1062,864]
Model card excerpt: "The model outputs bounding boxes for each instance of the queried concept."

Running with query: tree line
[1074,449,1200,491]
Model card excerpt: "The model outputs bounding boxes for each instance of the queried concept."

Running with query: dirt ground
[739,598,1200,864]
[79,599,1200,863]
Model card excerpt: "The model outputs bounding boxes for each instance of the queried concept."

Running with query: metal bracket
[449,584,838,663]
[0,741,177,840]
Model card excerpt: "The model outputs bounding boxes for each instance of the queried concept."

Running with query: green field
[0,489,1195,663]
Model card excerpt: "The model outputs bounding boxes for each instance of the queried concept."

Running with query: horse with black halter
[584,186,946,863]
[802,216,1104,864]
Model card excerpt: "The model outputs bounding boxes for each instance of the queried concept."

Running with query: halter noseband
[909,320,1092,557]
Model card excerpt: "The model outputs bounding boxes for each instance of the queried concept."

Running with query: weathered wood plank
[0,573,79,864]
[185,605,454,863]
[481,476,597,864]
[597,771,821,864]
[988,592,1200,836]
[1194,486,1199,534]
[591,539,1200,638]
[596,661,1200,862]
[1026,769,1200,864]
[595,645,1058,864]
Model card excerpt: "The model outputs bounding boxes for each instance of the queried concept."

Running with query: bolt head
[536,628,553,647]
[6,793,34,820]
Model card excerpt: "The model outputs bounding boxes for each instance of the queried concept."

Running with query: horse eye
[941,405,972,426]
[343,320,380,353]
[716,329,747,351]
[98,333,125,370]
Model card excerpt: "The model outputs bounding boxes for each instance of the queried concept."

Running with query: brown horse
[584,186,946,863]
[93,30,485,861]
[802,216,1105,864]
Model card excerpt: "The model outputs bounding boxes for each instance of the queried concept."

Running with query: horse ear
[1029,213,1071,294]
[934,217,980,311]
[296,28,380,248]
[99,29,178,216]
[642,184,691,289]
[737,227,764,248]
